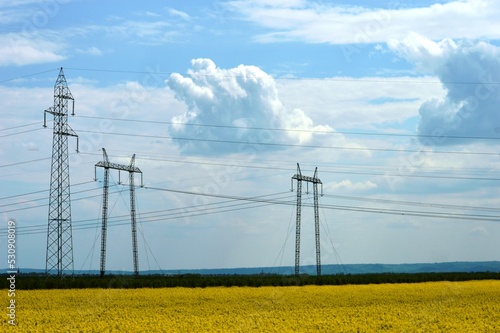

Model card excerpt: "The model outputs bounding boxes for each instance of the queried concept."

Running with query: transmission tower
[43,67,79,277]
[291,163,323,276]
[95,148,143,277]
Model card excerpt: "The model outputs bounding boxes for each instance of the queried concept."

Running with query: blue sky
[1,0,500,273]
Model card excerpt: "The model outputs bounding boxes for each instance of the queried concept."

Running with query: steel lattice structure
[291,163,323,276]
[95,148,143,277]
[43,68,79,277]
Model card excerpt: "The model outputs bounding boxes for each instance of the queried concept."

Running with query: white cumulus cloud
[226,0,500,44]
[389,34,500,144]
[327,179,377,191]
[167,8,190,20]
[76,46,103,56]
[166,58,332,154]
[0,33,65,66]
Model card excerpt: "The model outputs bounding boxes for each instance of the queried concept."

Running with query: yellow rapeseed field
[3,280,500,332]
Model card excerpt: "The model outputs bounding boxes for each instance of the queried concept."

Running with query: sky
[1,0,500,274]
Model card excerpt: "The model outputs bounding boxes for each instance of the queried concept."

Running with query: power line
[79,193,294,232]
[325,169,500,182]
[78,151,500,182]
[321,203,500,222]
[3,183,500,237]
[0,180,95,201]
[0,121,46,132]
[65,67,173,77]
[75,114,500,141]
[2,190,295,236]
[2,68,499,90]
[0,184,123,209]
[67,192,292,224]
[3,199,286,237]
[0,68,59,84]
[323,194,500,213]
[134,187,500,223]
[57,67,500,85]
[0,188,49,201]
[84,148,497,174]
[0,188,106,213]
[74,128,500,157]
[0,67,475,86]
[0,157,52,169]
[0,127,45,138]
[140,185,500,222]
[80,151,292,172]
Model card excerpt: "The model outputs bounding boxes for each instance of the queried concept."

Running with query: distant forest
[4,272,500,289]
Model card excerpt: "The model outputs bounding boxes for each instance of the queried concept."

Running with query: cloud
[0,33,65,66]
[387,32,452,69]
[327,179,377,191]
[166,58,331,155]
[470,226,488,236]
[0,0,63,7]
[55,16,188,47]
[276,75,444,130]
[0,0,72,24]
[104,20,179,44]
[389,34,500,144]
[226,0,500,44]
[76,46,103,56]
[386,220,420,229]
[167,8,190,20]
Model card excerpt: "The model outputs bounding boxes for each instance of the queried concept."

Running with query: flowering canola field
[3,280,500,332]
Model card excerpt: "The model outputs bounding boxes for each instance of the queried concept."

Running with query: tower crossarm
[62,124,78,138]
[43,110,79,151]
[95,161,142,174]
[292,174,322,184]
[95,148,143,185]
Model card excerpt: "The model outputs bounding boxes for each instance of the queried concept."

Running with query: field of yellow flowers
[3,280,500,332]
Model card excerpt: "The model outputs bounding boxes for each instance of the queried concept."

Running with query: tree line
[2,272,499,289]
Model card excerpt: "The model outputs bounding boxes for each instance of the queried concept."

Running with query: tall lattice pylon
[95,148,143,277]
[43,67,79,277]
[291,163,323,276]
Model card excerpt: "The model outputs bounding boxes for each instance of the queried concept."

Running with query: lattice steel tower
[291,163,323,276]
[95,148,143,277]
[43,68,79,276]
